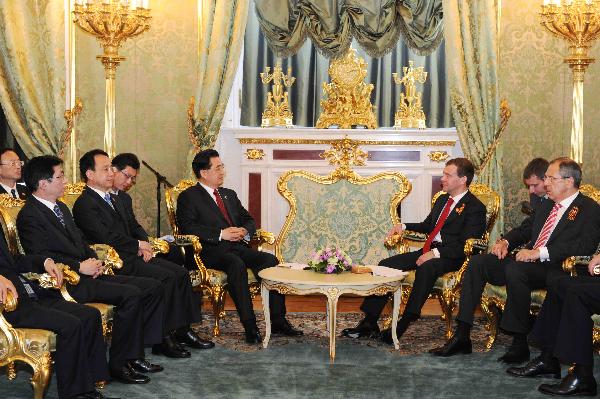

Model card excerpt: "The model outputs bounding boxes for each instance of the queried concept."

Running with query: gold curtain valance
[254,0,444,59]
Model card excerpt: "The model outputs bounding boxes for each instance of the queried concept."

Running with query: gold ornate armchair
[1,290,54,399]
[0,192,115,336]
[386,183,500,339]
[480,184,600,350]
[165,180,275,337]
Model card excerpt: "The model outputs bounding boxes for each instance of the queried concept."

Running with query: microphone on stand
[142,160,173,237]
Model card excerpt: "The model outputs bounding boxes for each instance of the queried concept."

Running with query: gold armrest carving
[250,229,275,251]
[22,264,80,302]
[562,255,595,276]
[170,234,209,284]
[454,238,490,286]
[383,231,424,254]
[402,230,427,242]
[0,288,18,313]
[148,237,170,256]
[90,244,123,275]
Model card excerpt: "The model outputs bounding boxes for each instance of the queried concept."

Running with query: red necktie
[213,189,233,226]
[423,197,454,253]
[532,203,562,249]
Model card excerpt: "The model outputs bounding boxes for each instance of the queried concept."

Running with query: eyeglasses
[118,169,137,183]
[0,160,24,167]
[543,175,568,182]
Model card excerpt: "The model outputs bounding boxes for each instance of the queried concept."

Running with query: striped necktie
[533,203,562,249]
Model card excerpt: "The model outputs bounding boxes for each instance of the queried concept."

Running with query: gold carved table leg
[325,288,341,363]
[261,282,271,349]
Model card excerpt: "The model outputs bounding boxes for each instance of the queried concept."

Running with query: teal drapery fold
[443,0,504,237]
[190,0,249,151]
[242,4,451,128]
[254,0,444,59]
[0,1,66,157]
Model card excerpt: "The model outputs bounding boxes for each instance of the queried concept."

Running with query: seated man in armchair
[342,157,487,344]
[432,157,600,364]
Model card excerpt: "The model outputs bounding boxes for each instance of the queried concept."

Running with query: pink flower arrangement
[308,247,353,274]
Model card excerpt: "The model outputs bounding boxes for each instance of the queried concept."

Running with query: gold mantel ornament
[393,60,428,129]
[260,61,295,127]
[540,0,600,164]
[316,48,377,129]
[320,136,369,179]
[73,0,151,158]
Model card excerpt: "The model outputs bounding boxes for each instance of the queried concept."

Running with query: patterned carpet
[192,311,513,355]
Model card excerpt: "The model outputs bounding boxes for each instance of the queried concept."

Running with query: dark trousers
[361,250,461,319]
[530,275,600,366]
[4,293,107,399]
[456,253,565,334]
[122,256,201,332]
[200,244,282,322]
[67,274,162,369]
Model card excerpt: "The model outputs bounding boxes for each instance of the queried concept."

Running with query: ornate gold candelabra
[392,60,428,129]
[260,61,295,127]
[540,0,600,164]
[316,48,377,129]
[73,0,151,157]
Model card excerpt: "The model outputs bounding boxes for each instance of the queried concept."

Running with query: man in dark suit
[0,147,30,199]
[72,149,213,358]
[521,157,549,216]
[16,155,165,384]
[342,158,487,344]
[506,255,600,396]
[0,233,113,399]
[432,157,600,364]
[176,149,302,344]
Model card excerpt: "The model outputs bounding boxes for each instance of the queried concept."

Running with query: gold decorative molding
[316,48,377,129]
[238,138,456,146]
[428,151,449,163]
[393,61,428,129]
[320,137,368,179]
[245,148,265,160]
[260,61,295,127]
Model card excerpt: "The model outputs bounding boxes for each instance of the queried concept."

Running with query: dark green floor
[1,342,597,399]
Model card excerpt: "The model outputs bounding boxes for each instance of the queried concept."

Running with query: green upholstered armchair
[480,184,600,350]
[165,179,275,337]
[386,183,501,339]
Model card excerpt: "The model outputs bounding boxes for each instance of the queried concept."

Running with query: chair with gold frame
[385,183,500,339]
[480,183,600,350]
[165,180,275,337]
[0,262,80,399]
[0,192,116,337]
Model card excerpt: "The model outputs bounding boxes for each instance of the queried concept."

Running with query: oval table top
[258,266,405,287]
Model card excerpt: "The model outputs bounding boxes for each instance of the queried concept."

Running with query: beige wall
[74,1,198,234]
[499,0,600,229]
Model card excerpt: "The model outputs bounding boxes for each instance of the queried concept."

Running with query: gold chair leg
[211,285,226,337]
[6,361,16,380]
[31,353,52,399]
[480,297,498,350]
[439,291,456,340]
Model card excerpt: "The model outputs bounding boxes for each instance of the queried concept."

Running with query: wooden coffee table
[258,266,405,362]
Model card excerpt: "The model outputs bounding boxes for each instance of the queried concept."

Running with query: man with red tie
[176,149,303,344]
[431,157,600,364]
[342,158,487,344]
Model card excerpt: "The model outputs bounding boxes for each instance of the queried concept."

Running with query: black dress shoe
[430,335,472,357]
[128,358,164,373]
[341,318,380,339]
[245,326,263,344]
[272,319,304,336]
[497,345,530,364]
[539,373,597,396]
[174,329,215,349]
[506,356,561,379]
[71,390,120,399]
[109,365,150,384]
[152,336,191,358]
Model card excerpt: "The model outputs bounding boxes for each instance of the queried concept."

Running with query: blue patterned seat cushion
[280,177,402,266]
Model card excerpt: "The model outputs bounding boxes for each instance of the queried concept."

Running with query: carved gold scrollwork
[316,48,377,129]
[428,151,449,163]
[320,137,368,179]
[260,62,295,127]
[245,149,265,160]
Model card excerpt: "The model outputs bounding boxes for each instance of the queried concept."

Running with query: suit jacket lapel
[546,193,581,244]
[31,198,71,237]
[111,193,131,235]
[217,187,236,226]
[197,185,230,226]
[443,191,471,226]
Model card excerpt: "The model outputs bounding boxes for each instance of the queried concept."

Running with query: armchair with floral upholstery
[480,184,600,350]
[165,179,275,337]
[385,183,500,338]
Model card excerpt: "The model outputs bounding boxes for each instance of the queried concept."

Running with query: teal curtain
[443,0,503,237]
[242,4,451,128]
[254,0,444,58]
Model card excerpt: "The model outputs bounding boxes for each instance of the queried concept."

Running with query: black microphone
[520,201,534,216]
